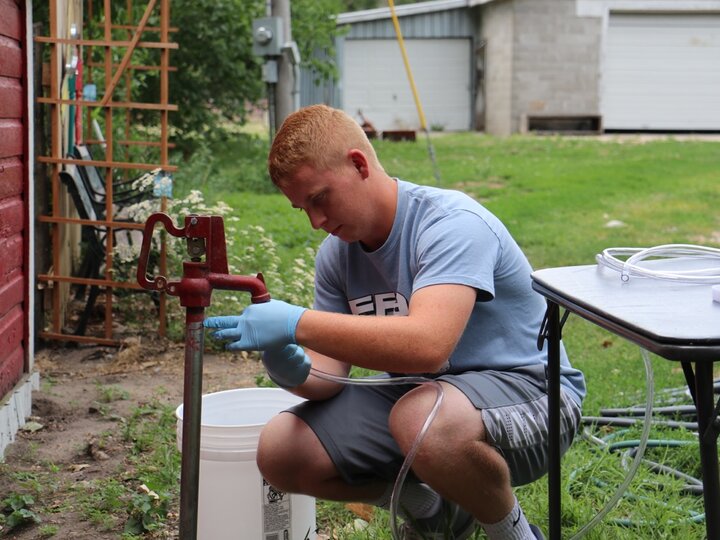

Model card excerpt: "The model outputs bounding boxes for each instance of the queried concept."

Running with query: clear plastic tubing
[596,244,720,284]
[567,349,654,540]
[309,368,444,540]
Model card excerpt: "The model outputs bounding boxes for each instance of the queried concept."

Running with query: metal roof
[336,0,495,25]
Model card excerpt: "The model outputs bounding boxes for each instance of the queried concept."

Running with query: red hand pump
[137,213,270,539]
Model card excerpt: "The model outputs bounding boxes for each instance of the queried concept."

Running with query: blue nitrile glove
[204,299,307,351]
[263,345,311,388]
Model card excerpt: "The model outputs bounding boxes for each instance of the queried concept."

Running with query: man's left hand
[204,299,307,351]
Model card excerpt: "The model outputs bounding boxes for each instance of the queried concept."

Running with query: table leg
[695,361,720,540]
[547,302,562,540]
[680,362,697,405]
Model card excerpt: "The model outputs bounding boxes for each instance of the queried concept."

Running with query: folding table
[531,262,720,539]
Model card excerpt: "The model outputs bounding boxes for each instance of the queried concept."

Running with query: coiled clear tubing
[596,244,720,284]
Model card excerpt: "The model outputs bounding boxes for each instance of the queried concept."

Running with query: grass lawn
[197,133,719,539]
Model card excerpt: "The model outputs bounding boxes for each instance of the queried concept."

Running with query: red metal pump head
[136,212,271,307]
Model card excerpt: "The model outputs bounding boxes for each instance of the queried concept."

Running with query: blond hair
[268,105,380,186]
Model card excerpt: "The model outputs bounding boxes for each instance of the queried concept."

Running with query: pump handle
[137,212,271,306]
[137,212,186,292]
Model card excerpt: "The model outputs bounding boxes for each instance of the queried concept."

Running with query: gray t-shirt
[313,179,586,404]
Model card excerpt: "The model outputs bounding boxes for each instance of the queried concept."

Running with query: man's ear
[348,149,370,179]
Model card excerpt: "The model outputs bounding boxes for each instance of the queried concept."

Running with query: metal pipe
[179,308,205,540]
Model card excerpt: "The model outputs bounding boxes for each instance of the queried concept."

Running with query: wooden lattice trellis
[35,0,177,346]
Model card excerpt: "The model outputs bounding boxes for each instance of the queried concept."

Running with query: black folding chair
[59,164,153,336]
[71,144,160,213]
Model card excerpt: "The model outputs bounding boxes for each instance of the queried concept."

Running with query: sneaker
[529,523,545,539]
[401,500,478,539]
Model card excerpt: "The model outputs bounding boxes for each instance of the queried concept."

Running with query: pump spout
[209,272,271,304]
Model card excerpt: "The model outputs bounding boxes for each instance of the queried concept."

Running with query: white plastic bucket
[176,388,316,540]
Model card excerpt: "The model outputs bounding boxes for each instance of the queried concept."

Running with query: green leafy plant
[124,491,170,535]
[255,373,277,388]
[77,479,126,530]
[1,493,42,531]
[71,400,179,536]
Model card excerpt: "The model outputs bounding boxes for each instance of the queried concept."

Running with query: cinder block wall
[511,0,602,132]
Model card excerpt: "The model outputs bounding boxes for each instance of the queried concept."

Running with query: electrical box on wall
[252,17,284,57]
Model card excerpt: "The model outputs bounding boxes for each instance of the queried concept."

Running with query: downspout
[24,0,35,370]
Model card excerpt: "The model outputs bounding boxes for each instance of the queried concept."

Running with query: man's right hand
[263,345,311,388]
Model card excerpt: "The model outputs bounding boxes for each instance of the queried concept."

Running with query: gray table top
[532,260,720,361]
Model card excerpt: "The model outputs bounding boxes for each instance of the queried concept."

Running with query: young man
[205,105,585,540]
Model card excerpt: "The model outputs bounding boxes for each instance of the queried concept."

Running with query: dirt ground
[0,337,264,539]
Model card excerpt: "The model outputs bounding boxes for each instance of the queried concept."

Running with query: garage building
[301,0,720,135]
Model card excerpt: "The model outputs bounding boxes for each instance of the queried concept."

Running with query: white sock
[479,496,534,540]
[367,482,442,520]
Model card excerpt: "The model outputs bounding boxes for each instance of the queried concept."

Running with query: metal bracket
[537,303,570,351]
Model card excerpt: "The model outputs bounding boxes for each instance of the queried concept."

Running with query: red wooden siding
[0,0,23,42]
[0,306,23,397]
[0,36,23,79]
[0,79,23,118]
[0,236,23,279]
[0,0,26,398]
[0,157,23,200]
[0,120,23,157]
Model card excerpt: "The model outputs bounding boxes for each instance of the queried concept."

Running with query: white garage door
[343,38,471,132]
[603,13,720,130]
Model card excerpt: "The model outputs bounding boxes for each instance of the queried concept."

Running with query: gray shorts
[287,364,582,487]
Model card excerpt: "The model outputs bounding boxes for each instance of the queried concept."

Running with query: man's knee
[388,384,446,455]
[256,412,337,493]
[388,383,483,454]
[257,413,307,491]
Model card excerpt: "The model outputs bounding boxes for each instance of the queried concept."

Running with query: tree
[342,0,382,10]
[293,0,345,84]
[167,0,266,155]
[102,0,345,155]
[169,0,351,155]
